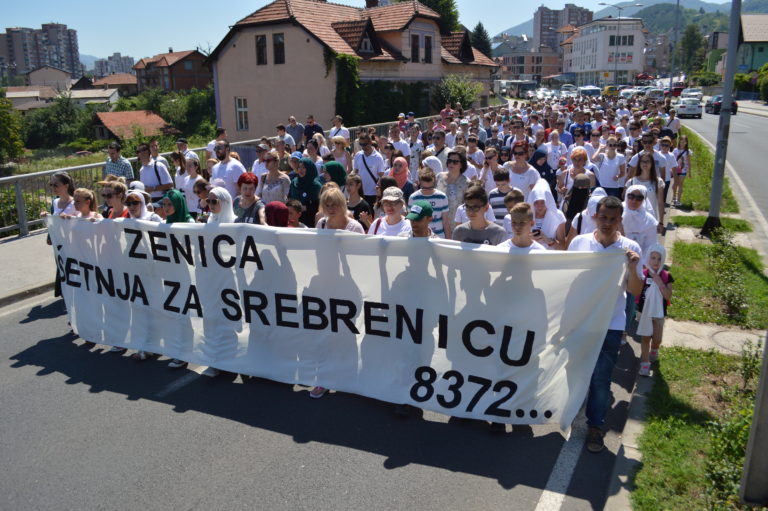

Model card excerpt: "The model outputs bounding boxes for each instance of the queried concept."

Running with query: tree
[431,74,483,110]
[0,89,24,163]
[394,0,459,32]
[677,24,707,76]
[471,22,492,58]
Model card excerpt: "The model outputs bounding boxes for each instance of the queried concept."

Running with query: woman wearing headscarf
[528,147,558,200]
[125,191,162,222]
[388,156,414,202]
[207,187,237,224]
[527,179,566,250]
[565,188,607,247]
[289,157,323,227]
[636,243,674,377]
[162,189,194,224]
[621,184,658,256]
[322,161,347,191]
[265,201,290,227]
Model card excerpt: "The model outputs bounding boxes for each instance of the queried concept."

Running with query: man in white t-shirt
[206,127,227,159]
[388,124,411,158]
[211,140,247,199]
[275,124,296,152]
[568,196,643,453]
[137,143,173,202]
[497,202,546,252]
[329,115,350,141]
[406,124,423,178]
[176,137,199,161]
[251,144,269,176]
[353,132,385,204]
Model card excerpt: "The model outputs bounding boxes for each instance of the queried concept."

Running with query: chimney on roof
[366,0,378,7]
[168,47,173,53]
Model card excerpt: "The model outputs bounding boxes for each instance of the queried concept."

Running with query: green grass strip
[667,241,768,329]
[678,126,739,213]
[671,215,753,232]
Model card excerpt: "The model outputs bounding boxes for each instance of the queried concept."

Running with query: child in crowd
[498,202,546,252]
[501,189,526,237]
[488,170,513,226]
[407,168,449,238]
[451,185,507,245]
[286,199,308,228]
[636,243,674,376]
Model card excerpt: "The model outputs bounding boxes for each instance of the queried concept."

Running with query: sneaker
[168,358,186,369]
[586,426,605,453]
[649,349,659,361]
[109,346,126,353]
[309,386,328,399]
[639,362,651,377]
[201,367,220,377]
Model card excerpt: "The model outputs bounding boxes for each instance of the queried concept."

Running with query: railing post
[14,180,29,237]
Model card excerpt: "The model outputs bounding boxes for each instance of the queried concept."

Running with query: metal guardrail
[1,106,501,238]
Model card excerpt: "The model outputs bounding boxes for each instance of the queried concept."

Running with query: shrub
[708,228,748,323]
[0,186,48,238]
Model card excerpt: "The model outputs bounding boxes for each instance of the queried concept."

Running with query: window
[273,33,285,64]
[609,35,615,46]
[411,34,419,63]
[256,35,267,65]
[235,97,249,131]
[184,61,193,71]
[424,35,432,63]
[360,34,374,53]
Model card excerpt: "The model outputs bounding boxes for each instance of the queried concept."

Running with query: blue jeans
[586,329,623,427]
[625,293,636,333]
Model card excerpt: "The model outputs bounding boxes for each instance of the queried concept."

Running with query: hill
[495,0,768,38]
[635,4,729,34]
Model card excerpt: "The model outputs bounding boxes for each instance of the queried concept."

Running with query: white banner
[47,217,626,429]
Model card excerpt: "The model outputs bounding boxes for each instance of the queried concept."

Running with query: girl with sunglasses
[625,154,665,232]
[43,171,76,218]
[505,141,541,202]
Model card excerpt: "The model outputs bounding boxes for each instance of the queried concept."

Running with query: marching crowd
[44,93,683,452]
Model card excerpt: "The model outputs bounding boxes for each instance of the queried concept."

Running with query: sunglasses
[627,194,645,201]
[125,201,141,206]
[446,158,461,164]
[205,198,219,205]
[513,151,526,156]
[465,204,484,212]
[101,193,114,199]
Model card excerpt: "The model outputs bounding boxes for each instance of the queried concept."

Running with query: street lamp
[599,2,643,87]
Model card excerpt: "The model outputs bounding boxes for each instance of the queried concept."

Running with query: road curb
[0,281,55,309]
[740,108,768,118]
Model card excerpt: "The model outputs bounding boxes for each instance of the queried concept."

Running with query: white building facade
[570,17,646,86]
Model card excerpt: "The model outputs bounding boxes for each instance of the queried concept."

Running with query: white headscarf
[622,184,658,233]
[126,191,157,221]
[207,186,236,224]
[527,178,565,241]
[422,155,443,174]
[636,243,668,336]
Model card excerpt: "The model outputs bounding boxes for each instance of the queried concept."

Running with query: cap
[407,111,415,117]
[290,151,303,160]
[381,186,404,203]
[406,200,433,222]
[128,181,145,191]
[176,137,188,144]
[256,143,269,152]
[398,112,405,118]
[460,119,469,125]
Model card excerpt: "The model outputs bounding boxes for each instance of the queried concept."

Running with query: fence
[0,106,501,238]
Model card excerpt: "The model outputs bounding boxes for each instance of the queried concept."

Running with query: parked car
[705,95,738,115]
[681,88,703,100]
[602,86,618,97]
[578,85,601,97]
[646,88,665,100]
[676,98,702,118]
[663,86,685,97]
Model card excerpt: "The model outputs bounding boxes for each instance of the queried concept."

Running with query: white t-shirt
[445,132,457,148]
[467,148,485,168]
[391,138,411,157]
[593,153,626,189]
[497,239,547,252]
[367,217,412,236]
[629,150,667,178]
[177,173,203,213]
[568,143,595,164]
[211,158,247,199]
[206,139,217,154]
[661,151,677,182]
[568,233,643,331]
[139,159,173,201]
[354,151,385,196]
[505,165,541,201]
[544,142,568,170]
[251,159,267,176]
[329,126,350,141]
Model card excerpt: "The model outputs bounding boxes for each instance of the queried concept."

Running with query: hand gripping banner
[48,217,626,430]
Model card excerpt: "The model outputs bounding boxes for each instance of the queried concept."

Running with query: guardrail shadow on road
[9,299,627,509]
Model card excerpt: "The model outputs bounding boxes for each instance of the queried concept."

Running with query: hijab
[422,155,443,174]
[563,173,592,221]
[622,184,658,233]
[527,179,565,240]
[207,186,237,224]
[528,147,551,175]
[636,242,668,336]
[164,189,193,224]
[126,191,157,221]
[265,201,289,227]
[389,156,410,189]
[324,161,347,189]
[290,157,323,205]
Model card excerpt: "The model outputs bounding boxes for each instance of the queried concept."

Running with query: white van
[578,85,601,97]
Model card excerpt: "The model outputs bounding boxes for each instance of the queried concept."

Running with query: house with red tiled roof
[94,110,168,140]
[93,73,138,96]
[133,49,212,92]
[207,0,497,141]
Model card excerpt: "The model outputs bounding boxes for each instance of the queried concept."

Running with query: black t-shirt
[235,199,265,224]
[637,269,675,315]
[348,198,373,224]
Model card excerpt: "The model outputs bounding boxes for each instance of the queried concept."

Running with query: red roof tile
[134,50,197,70]
[332,20,368,50]
[364,1,441,32]
[93,73,137,86]
[95,111,167,140]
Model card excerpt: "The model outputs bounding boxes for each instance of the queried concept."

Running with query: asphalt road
[0,295,639,511]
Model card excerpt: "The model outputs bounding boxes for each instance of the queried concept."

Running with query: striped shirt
[488,188,508,226]
[408,189,449,237]
[103,156,134,180]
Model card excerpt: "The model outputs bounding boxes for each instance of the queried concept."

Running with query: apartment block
[0,23,82,79]
[94,53,135,77]
[569,17,646,86]
[533,4,592,52]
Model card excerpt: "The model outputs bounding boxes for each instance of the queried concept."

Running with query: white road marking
[534,410,588,511]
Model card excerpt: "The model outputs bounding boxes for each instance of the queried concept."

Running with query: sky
[3,0,636,60]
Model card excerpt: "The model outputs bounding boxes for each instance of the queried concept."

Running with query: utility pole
[701,0,740,236]
[668,0,681,91]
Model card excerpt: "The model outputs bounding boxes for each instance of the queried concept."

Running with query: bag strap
[153,161,162,187]
[374,217,382,234]
[361,153,378,184]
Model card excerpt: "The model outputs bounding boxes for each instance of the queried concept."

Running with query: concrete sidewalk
[0,230,56,308]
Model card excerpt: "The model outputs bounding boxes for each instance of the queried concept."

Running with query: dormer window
[359,34,374,54]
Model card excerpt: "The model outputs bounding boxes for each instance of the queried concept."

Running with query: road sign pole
[740,334,768,505]
[701,0,741,236]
